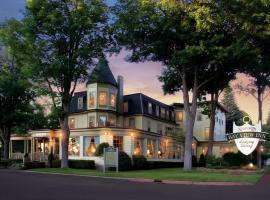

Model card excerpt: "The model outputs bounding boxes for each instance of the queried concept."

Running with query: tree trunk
[257,87,263,169]
[2,126,11,160]
[60,114,70,168]
[207,91,218,156]
[182,67,198,171]
[3,139,10,159]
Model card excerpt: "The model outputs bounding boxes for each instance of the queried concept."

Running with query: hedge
[69,160,95,169]
[51,160,95,169]
[23,161,46,169]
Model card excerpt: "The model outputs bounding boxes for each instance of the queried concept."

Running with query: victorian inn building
[9,59,236,166]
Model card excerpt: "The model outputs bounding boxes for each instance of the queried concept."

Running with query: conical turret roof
[87,58,117,87]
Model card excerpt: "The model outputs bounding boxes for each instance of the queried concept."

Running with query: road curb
[25,170,254,186]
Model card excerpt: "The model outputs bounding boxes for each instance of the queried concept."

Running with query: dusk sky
[0,0,269,123]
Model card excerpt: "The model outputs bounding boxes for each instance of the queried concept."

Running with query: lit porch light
[147,149,150,155]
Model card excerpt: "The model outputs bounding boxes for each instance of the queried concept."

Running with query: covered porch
[10,130,61,162]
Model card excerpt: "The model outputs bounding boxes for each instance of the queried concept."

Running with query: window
[166,110,169,119]
[147,120,151,132]
[68,137,80,156]
[204,127,210,140]
[157,123,162,134]
[156,106,159,117]
[98,115,107,127]
[69,118,75,129]
[129,117,135,128]
[197,112,202,121]
[148,102,152,114]
[171,112,175,121]
[110,93,116,108]
[123,102,128,113]
[177,111,183,121]
[99,91,107,106]
[78,97,83,110]
[83,136,100,156]
[109,116,116,127]
[147,139,155,158]
[161,108,166,118]
[89,116,95,127]
[113,136,123,151]
[133,139,143,155]
[89,92,95,108]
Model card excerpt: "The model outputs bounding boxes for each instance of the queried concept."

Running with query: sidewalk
[256,171,270,186]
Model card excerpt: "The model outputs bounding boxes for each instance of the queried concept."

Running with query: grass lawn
[30,168,264,184]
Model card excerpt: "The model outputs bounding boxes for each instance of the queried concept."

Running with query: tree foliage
[0,0,112,167]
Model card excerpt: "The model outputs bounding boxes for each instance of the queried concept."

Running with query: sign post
[103,147,118,173]
[226,117,268,156]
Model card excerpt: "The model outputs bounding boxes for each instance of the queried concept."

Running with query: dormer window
[156,105,159,116]
[78,97,83,110]
[161,108,165,118]
[148,102,152,114]
[123,102,128,113]
[99,91,107,106]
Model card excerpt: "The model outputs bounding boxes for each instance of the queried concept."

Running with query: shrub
[118,151,132,171]
[52,159,61,168]
[48,153,55,168]
[95,143,109,156]
[206,155,228,168]
[23,161,46,169]
[192,155,198,167]
[132,155,147,169]
[68,160,95,169]
[0,160,9,168]
[198,154,206,167]
[223,152,250,167]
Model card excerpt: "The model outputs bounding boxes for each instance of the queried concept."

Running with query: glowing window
[89,92,95,108]
[177,111,183,121]
[99,92,107,106]
[69,118,75,129]
[113,136,123,151]
[110,93,116,107]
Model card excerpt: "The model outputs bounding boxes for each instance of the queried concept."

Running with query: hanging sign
[226,117,268,155]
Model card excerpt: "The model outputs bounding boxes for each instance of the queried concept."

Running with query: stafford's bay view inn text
[9,59,233,168]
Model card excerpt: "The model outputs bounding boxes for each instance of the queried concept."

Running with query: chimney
[117,75,124,114]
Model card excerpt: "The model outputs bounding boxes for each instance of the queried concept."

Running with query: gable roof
[87,58,118,87]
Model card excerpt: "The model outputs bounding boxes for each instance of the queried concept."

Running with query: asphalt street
[0,170,269,200]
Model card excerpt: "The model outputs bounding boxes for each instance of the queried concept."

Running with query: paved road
[0,170,269,200]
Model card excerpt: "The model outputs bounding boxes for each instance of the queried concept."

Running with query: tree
[221,87,250,133]
[230,0,270,168]
[113,0,247,170]
[1,0,111,167]
[0,57,34,159]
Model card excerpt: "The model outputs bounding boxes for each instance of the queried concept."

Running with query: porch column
[31,138,34,161]
[143,138,147,157]
[80,136,84,157]
[24,140,27,154]
[42,138,45,161]
[59,136,62,159]
[154,140,159,159]
[9,140,13,159]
